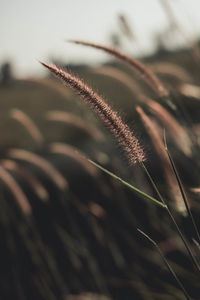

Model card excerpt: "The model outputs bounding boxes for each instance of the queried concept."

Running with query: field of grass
[1,43,200,300]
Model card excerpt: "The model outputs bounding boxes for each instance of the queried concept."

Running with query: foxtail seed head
[41,62,145,164]
[69,40,169,98]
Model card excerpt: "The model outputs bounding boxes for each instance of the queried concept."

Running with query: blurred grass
[1,46,200,299]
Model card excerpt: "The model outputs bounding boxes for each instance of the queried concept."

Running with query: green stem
[166,147,200,244]
[164,131,200,244]
[87,159,166,209]
[137,228,191,300]
[141,161,200,273]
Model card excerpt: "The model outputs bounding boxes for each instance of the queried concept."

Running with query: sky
[1,0,200,77]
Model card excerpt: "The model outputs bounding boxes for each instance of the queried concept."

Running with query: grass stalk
[69,40,169,98]
[141,161,200,273]
[137,228,191,300]
[87,158,166,208]
[164,132,200,245]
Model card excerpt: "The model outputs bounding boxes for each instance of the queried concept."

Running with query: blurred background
[1,1,200,299]
[1,0,200,77]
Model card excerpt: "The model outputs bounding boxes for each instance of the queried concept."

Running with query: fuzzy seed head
[41,62,146,164]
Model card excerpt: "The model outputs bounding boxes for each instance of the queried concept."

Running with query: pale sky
[1,0,200,77]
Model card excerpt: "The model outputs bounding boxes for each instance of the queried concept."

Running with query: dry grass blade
[140,96,192,157]
[69,40,169,98]
[21,77,71,99]
[190,187,200,193]
[164,134,200,245]
[1,159,49,202]
[0,166,32,215]
[118,14,135,41]
[159,0,200,62]
[65,293,111,300]
[92,66,142,96]
[149,62,192,82]
[136,106,186,214]
[41,62,145,165]
[7,149,68,191]
[179,83,200,99]
[10,108,44,146]
[159,0,186,37]
[45,110,104,142]
[49,142,99,177]
[192,123,200,146]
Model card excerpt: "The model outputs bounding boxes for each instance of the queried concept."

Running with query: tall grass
[1,28,200,300]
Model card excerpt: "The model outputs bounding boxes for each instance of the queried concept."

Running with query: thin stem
[164,131,200,245]
[167,150,200,244]
[141,162,165,205]
[166,207,200,272]
[137,228,191,300]
[87,158,166,208]
[141,162,200,273]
